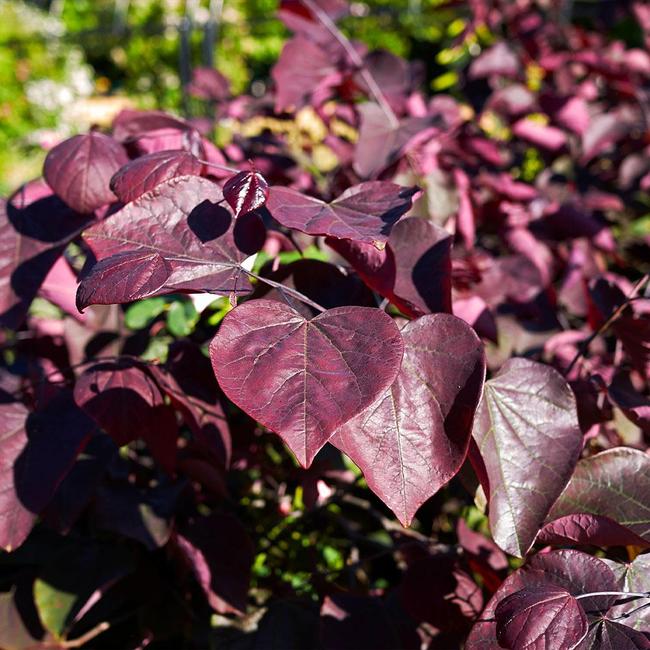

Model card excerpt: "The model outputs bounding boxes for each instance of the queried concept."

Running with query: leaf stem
[196,158,240,174]
[564,273,649,376]
[576,591,650,600]
[299,0,399,128]
[244,269,327,313]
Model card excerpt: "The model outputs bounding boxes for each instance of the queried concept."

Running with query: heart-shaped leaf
[331,313,485,525]
[546,447,650,543]
[581,619,650,649]
[223,169,269,217]
[110,149,203,203]
[43,132,128,213]
[327,216,453,318]
[494,587,588,650]
[77,175,265,310]
[471,358,582,557]
[266,182,417,248]
[210,299,404,467]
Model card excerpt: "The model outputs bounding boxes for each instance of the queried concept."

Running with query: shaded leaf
[580,619,650,649]
[210,299,404,467]
[175,513,254,615]
[267,181,417,248]
[331,313,485,525]
[471,358,582,557]
[43,132,128,213]
[327,216,452,317]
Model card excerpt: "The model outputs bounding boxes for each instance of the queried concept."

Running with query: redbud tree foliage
[1,1,650,648]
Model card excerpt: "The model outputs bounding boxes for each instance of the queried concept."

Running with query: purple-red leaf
[354,103,433,178]
[175,513,254,615]
[471,358,582,557]
[210,299,404,467]
[545,447,650,543]
[469,42,520,79]
[327,216,452,317]
[331,313,485,525]
[223,170,269,218]
[110,149,203,203]
[77,175,265,310]
[43,132,128,213]
[0,180,91,328]
[267,181,417,248]
[494,587,588,650]
[580,619,650,649]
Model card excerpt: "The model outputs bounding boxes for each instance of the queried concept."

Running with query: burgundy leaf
[175,513,254,615]
[580,619,650,649]
[187,67,230,101]
[538,514,650,549]
[0,401,35,552]
[43,132,128,213]
[73,359,178,472]
[331,313,485,525]
[471,358,582,557]
[354,103,433,178]
[272,36,341,112]
[512,119,567,151]
[546,448,650,543]
[110,150,203,203]
[0,180,91,328]
[467,550,619,649]
[223,169,269,218]
[112,109,192,142]
[267,181,417,248]
[494,587,588,650]
[210,299,404,467]
[77,175,265,310]
[327,216,452,317]
[606,553,650,632]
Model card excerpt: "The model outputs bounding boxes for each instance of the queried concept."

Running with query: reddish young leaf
[469,42,520,79]
[266,181,417,248]
[546,448,650,543]
[223,169,269,218]
[327,216,453,317]
[77,175,265,310]
[210,299,404,467]
[110,149,203,203]
[187,67,230,101]
[175,513,254,615]
[471,358,582,557]
[43,132,128,213]
[494,587,588,650]
[331,313,485,525]
[112,109,192,142]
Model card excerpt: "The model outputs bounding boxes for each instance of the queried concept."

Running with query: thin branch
[564,273,649,376]
[299,0,399,128]
[195,158,240,174]
[60,621,110,648]
[244,270,327,313]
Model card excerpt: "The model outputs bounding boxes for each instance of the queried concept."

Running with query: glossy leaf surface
[472,358,582,557]
[331,313,485,525]
[210,299,404,467]
[109,149,203,203]
[223,169,269,218]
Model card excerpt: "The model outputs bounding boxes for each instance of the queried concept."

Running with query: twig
[59,621,110,648]
[564,273,649,376]
[299,0,399,129]
[244,270,327,313]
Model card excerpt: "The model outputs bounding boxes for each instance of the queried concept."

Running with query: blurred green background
[0,0,460,195]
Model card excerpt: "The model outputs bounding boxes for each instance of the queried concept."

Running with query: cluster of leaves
[1,0,650,648]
